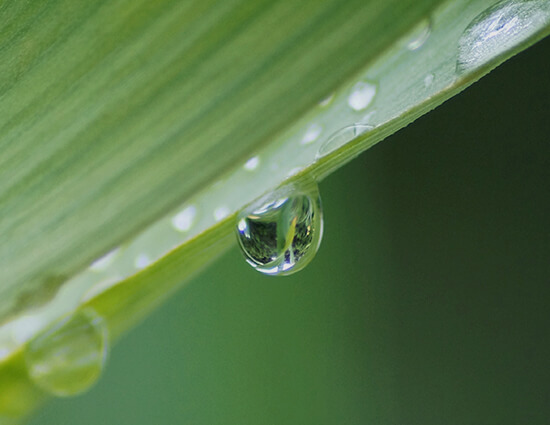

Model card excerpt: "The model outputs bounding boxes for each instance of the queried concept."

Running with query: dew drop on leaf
[300,123,323,145]
[406,18,432,50]
[318,93,334,107]
[24,309,108,397]
[347,81,377,111]
[172,205,197,232]
[243,156,260,171]
[236,180,323,276]
[456,0,550,72]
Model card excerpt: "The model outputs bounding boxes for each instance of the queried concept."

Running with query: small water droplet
[424,73,435,87]
[318,93,334,107]
[89,248,120,272]
[134,253,151,269]
[172,205,197,232]
[300,123,323,145]
[243,156,260,171]
[347,81,377,111]
[457,0,550,72]
[24,309,108,397]
[214,206,230,221]
[406,18,432,50]
[317,124,373,159]
[236,180,323,276]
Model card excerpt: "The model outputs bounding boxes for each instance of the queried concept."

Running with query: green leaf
[0,0,548,419]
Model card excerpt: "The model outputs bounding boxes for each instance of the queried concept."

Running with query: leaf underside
[0,0,548,418]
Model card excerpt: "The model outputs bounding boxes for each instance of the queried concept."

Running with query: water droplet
[243,156,260,171]
[236,180,323,276]
[347,81,377,111]
[457,0,550,72]
[300,123,323,145]
[24,309,108,397]
[424,73,435,87]
[317,124,373,159]
[214,206,230,221]
[171,205,196,232]
[318,93,334,107]
[134,253,151,269]
[406,18,431,50]
[89,248,120,272]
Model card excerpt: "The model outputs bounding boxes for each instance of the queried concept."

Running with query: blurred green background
[30,36,549,425]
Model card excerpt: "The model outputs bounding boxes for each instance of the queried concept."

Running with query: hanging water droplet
[317,124,373,159]
[347,81,377,111]
[24,309,108,397]
[406,18,432,50]
[236,180,323,276]
[457,0,550,72]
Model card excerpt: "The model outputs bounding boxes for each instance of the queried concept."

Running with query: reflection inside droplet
[24,309,108,397]
[236,179,323,276]
[317,124,373,159]
[456,0,550,72]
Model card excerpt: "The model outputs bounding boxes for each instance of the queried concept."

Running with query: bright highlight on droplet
[347,81,377,111]
[300,123,323,145]
[24,309,108,397]
[214,206,230,221]
[243,156,260,171]
[456,0,550,72]
[235,179,323,276]
[134,253,151,269]
[317,124,373,159]
[171,205,196,232]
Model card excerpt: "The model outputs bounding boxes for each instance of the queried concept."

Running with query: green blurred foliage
[30,37,549,425]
